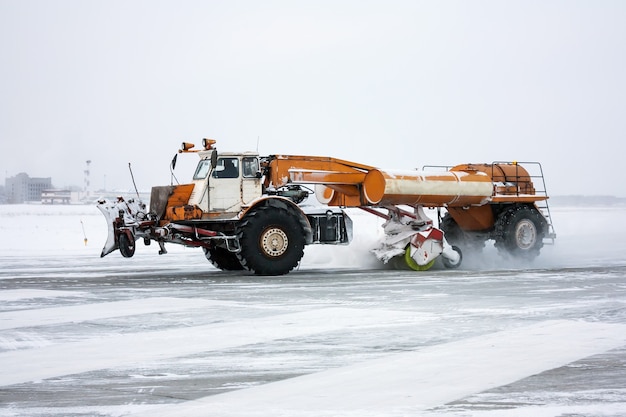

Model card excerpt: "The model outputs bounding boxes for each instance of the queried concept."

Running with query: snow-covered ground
[1,202,626,416]
[1,202,625,268]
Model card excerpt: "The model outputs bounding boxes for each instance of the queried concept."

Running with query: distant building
[42,189,71,204]
[5,173,52,203]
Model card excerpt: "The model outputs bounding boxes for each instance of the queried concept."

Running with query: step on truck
[97,139,555,275]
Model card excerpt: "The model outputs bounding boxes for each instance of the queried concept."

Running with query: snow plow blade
[96,197,150,258]
[97,201,119,257]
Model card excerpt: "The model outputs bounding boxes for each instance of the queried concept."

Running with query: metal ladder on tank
[493,161,556,245]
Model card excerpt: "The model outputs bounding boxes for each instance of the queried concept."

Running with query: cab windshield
[193,159,212,180]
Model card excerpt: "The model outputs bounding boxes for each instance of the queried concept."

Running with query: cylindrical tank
[452,163,535,195]
[361,169,494,207]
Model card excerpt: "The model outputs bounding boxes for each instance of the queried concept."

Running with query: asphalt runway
[1,255,626,416]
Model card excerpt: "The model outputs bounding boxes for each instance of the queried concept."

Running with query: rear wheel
[203,246,244,271]
[494,205,546,260]
[118,232,135,258]
[236,206,305,275]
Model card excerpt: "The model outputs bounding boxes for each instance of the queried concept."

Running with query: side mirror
[171,153,178,170]
[211,149,218,169]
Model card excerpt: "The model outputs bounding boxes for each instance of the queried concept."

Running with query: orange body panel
[266,155,374,189]
[167,184,195,206]
[327,189,366,207]
[491,195,548,203]
[161,184,199,222]
[166,205,204,221]
[266,155,374,206]
[447,205,495,231]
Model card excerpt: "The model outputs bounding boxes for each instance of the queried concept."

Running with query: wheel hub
[261,227,288,257]
[515,219,537,250]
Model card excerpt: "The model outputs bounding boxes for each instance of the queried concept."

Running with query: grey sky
[1,1,625,196]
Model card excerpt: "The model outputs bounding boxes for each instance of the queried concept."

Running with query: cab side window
[242,157,260,178]
[213,158,239,178]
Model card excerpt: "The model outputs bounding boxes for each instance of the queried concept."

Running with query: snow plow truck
[97,139,555,275]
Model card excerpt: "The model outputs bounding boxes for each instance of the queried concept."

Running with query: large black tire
[118,232,135,258]
[494,205,547,260]
[236,206,305,275]
[203,246,244,271]
[440,213,485,254]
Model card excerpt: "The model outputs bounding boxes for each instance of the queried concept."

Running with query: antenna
[128,163,140,200]
[256,136,260,152]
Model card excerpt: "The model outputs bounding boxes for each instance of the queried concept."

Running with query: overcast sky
[1,0,625,196]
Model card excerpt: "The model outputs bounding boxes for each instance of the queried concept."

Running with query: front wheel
[118,232,135,258]
[236,206,305,275]
[203,246,244,271]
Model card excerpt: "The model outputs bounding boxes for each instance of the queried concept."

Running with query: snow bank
[0,204,625,270]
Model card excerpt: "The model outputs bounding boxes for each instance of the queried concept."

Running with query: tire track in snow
[0,307,416,387]
[0,297,240,330]
[129,320,626,417]
[0,289,88,302]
